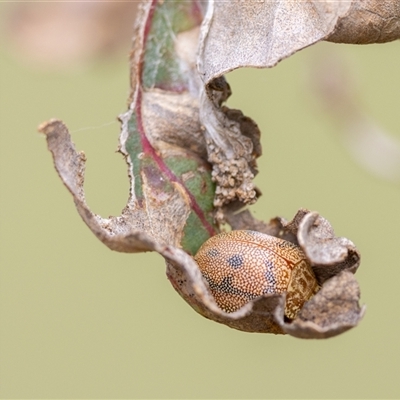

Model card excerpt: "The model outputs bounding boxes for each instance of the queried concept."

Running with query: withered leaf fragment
[39,1,218,258]
[199,0,399,81]
[216,209,365,337]
[39,0,370,337]
[281,271,365,339]
[326,0,400,44]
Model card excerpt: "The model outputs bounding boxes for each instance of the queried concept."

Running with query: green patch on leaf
[125,114,144,201]
[181,212,213,255]
[164,156,215,223]
[142,1,202,91]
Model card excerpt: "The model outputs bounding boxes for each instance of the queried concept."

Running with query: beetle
[194,230,319,319]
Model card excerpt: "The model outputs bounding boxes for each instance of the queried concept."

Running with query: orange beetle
[194,230,319,319]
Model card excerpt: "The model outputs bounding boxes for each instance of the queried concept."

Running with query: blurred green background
[1,5,399,398]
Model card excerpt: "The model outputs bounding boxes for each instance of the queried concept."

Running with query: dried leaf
[297,211,361,284]
[38,0,369,338]
[199,0,399,81]
[41,1,221,256]
[279,271,366,339]
[168,209,364,336]
[38,119,157,254]
[199,1,349,78]
[326,0,400,44]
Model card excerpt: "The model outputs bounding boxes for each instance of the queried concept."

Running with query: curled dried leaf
[279,271,366,339]
[39,118,365,337]
[326,0,400,44]
[298,212,360,284]
[38,119,161,253]
[39,0,367,338]
[167,209,364,337]
[198,0,351,80]
[199,77,261,217]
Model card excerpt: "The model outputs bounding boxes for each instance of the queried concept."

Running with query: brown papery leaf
[40,2,223,256]
[279,271,366,339]
[175,209,364,336]
[198,1,351,81]
[197,0,398,215]
[39,0,370,338]
[197,0,350,214]
[326,0,400,44]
